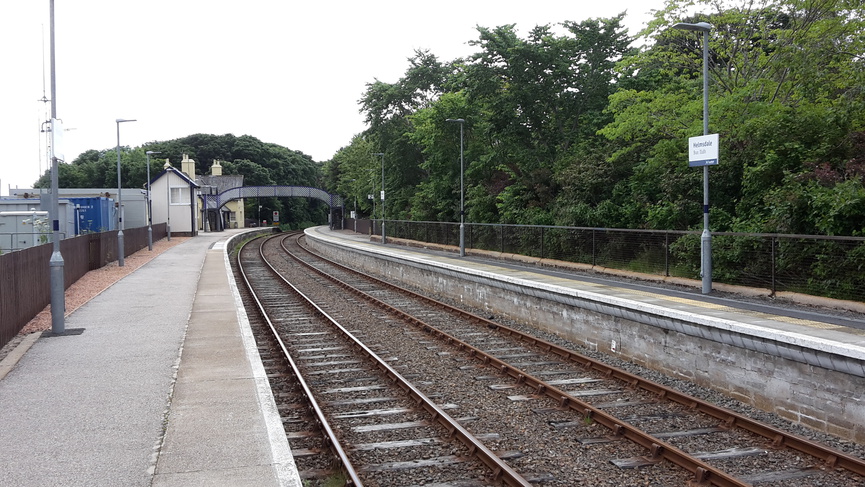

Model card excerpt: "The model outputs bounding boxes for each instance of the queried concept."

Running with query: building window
[170,187,190,205]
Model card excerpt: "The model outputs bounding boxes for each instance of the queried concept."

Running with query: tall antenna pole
[39,24,49,176]
[48,0,66,334]
[49,2,56,118]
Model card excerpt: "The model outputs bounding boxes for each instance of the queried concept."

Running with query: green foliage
[316,0,865,299]
[324,135,378,218]
[35,133,328,227]
[600,0,865,234]
[322,0,865,243]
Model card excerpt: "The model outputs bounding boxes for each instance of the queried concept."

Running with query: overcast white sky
[0,0,663,195]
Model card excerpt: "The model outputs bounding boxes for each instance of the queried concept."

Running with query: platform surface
[0,229,300,487]
[309,226,865,358]
[3,224,863,487]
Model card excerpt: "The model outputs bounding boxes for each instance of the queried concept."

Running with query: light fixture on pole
[145,150,160,251]
[446,118,466,257]
[115,118,136,266]
[373,152,385,244]
[673,21,713,294]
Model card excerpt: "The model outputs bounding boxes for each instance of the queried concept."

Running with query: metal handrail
[351,219,865,303]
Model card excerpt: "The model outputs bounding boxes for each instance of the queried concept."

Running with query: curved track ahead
[238,232,865,486]
[237,233,529,486]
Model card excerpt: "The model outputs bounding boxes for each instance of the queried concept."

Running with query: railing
[355,219,865,303]
[0,223,168,350]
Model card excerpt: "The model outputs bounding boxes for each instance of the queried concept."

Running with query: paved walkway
[0,229,300,487]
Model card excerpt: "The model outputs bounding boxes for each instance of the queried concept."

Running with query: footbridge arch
[201,185,344,229]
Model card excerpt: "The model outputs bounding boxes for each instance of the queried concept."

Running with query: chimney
[181,153,196,179]
[211,159,223,176]
[163,158,172,169]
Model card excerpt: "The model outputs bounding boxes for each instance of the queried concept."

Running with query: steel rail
[293,233,865,483]
[284,234,747,486]
[237,234,364,486]
[265,234,533,486]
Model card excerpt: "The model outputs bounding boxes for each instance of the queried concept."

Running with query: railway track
[270,232,865,486]
[236,233,530,486]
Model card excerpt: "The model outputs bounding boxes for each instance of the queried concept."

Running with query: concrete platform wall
[307,236,865,443]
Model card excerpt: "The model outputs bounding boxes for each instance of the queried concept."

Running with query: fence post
[771,236,776,296]
[500,225,505,254]
[592,229,596,267]
[541,227,545,259]
[665,231,670,277]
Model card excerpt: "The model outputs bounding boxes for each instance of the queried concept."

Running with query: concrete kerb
[0,333,41,381]
[221,229,301,487]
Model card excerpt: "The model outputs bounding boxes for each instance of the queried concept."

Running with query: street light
[446,118,466,257]
[373,152,385,244]
[48,0,65,334]
[165,160,172,241]
[115,118,136,266]
[366,168,376,225]
[349,178,358,233]
[145,150,160,251]
[673,21,713,294]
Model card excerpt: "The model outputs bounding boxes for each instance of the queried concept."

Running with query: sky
[0,0,664,195]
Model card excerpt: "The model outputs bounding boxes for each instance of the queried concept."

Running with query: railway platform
[306,225,865,442]
[1,224,863,486]
[309,226,865,351]
[0,228,301,487]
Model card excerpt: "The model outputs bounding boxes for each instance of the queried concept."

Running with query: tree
[34,133,328,226]
[461,18,632,224]
[324,135,377,218]
[600,0,865,232]
[356,50,456,220]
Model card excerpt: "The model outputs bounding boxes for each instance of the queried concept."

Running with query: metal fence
[363,219,865,303]
[0,223,167,349]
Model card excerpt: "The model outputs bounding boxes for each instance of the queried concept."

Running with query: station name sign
[688,133,719,167]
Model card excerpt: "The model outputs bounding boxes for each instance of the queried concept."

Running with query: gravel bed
[250,238,497,485]
[272,238,697,485]
[295,235,865,485]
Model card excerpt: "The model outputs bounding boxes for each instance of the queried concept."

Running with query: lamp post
[115,118,136,266]
[673,21,713,294]
[145,150,160,251]
[446,118,466,257]
[366,168,376,226]
[165,163,172,241]
[48,0,65,334]
[348,178,358,233]
[373,152,385,244]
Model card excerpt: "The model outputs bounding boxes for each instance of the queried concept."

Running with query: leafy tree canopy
[34,133,328,227]
[325,0,864,236]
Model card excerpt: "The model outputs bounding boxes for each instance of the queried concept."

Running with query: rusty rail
[251,234,532,486]
[292,233,865,485]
